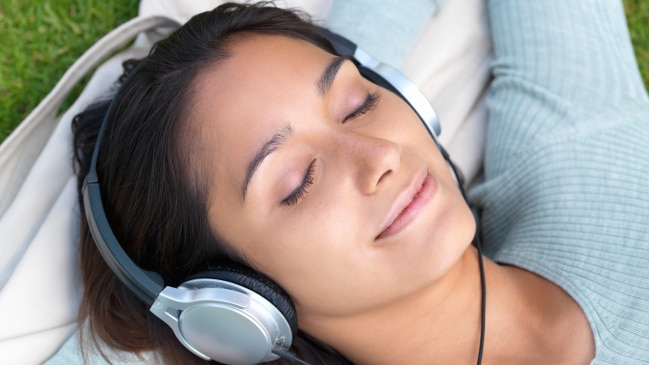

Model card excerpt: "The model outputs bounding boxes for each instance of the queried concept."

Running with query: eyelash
[343,91,381,123]
[281,159,316,206]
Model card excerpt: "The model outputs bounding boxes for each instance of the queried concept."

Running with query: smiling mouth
[376,173,435,240]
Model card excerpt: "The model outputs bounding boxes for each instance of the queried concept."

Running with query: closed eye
[343,91,381,123]
[281,159,316,206]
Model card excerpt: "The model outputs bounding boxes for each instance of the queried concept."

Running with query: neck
[302,248,483,365]
[483,263,594,365]
[300,247,594,365]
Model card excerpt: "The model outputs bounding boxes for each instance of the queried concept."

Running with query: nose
[334,130,401,195]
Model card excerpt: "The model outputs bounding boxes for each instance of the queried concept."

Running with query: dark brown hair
[73,2,350,364]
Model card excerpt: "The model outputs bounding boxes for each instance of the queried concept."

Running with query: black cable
[474,235,487,365]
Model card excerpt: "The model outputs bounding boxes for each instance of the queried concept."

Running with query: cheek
[379,91,439,154]
[239,200,380,311]
[237,195,361,272]
[247,216,366,314]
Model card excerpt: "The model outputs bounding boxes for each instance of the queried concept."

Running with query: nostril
[377,169,393,185]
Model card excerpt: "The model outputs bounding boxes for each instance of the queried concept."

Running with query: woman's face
[190,34,476,322]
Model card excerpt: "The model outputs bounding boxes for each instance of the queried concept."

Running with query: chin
[424,201,476,268]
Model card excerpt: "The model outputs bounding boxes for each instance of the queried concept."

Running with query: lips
[376,170,435,240]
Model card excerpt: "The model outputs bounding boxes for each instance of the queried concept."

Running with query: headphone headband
[83,62,164,305]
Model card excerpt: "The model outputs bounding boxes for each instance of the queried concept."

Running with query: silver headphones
[82,26,440,365]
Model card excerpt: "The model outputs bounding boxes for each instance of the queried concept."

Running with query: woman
[55,0,649,364]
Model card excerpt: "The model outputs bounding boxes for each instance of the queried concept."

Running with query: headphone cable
[474,234,486,365]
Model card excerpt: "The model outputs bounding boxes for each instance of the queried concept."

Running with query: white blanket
[0,0,491,363]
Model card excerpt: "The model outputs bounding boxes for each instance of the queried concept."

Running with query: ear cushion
[186,264,298,336]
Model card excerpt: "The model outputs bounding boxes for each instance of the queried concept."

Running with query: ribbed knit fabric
[470,1,649,363]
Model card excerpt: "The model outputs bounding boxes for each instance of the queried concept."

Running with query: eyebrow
[242,124,293,201]
[241,56,345,201]
[317,56,346,96]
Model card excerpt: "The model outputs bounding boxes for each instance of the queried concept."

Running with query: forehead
[198,34,332,92]
[187,34,337,199]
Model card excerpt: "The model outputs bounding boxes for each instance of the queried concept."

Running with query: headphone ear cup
[187,264,298,336]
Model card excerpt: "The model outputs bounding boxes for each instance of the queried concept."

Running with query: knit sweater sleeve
[470,1,649,363]
[480,0,648,179]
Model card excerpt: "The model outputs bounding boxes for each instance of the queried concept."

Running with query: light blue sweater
[470,0,649,363]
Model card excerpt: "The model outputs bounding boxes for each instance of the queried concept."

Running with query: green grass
[0,1,648,144]
[625,0,649,88]
[0,0,138,142]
